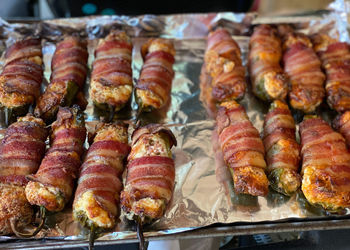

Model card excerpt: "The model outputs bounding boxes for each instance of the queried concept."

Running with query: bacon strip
[35,36,88,119]
[282,33,325,113]
[0,115,47,235]
[317,42,350,112]
[0,38,43,109]
[89,31,133,111]
[263,100,300,195]
[73,123,130,229]
[249,24,287,101]
[25,106,86,212]
[135,39,175,110]
[216,101,268,196]
[201,28,246,108]
[120,124,176,223]
[300,116,350,210]
[334,111,350,149]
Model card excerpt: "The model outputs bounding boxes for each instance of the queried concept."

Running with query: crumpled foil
[0,0,350,244]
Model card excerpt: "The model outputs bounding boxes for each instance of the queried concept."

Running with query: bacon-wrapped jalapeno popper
[202,29,246,107]
[313,37,350,112]
[249,24,288,101]
[0,115,47,235]
[300,116,350,210]
[282,33,325,113]
[25,106,86,212]
[120,124,177,224]
[263,100,300,195]
[73,123,130,230]
[35,36,88,122]
[216,100,269,196]
[0,38,43,124]
[135,38,175,111]
[89,31,133,113]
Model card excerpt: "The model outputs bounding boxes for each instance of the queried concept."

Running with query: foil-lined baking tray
[1,0,350,248]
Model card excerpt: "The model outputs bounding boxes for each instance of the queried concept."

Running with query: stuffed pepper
[300,116,350,211]
[249,24,288,101]
[201,28,246,109]
[135,38,175,111]
[0,38,43,124]
[120,124,177,224]
[282,33,325,113]
[73,123,130,230]
[0,115,47,235]
[313,35,350,112]
[216,100,269,196]
[89,31,133,114]
[25,106,86,212]
[263,100,300,195]
[35,36,88,122]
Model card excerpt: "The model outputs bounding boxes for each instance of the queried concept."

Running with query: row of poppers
[201,27,350,212]
[0,107,177,239]
[201,25,350,115]
[215,98,350,211]
[0,31,175,125]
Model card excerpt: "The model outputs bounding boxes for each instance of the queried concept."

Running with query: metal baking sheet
[0,0,350,247]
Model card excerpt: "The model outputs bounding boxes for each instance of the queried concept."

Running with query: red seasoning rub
[120,124,176,223]
[201,29,246,108]
[0,38,43,122]
[300,116,350,210]
[263,100,300,195]
[249,24,288,102]
[282,33,325,113]
[73,123,130,229]
[314,38,350,112]
[90,31,133,112]
[35,36,88,122]
[25,106,86,212]
[216,100,269,196]
[334,111,350,149]
[0,115,47,235]
[135,38,176,111]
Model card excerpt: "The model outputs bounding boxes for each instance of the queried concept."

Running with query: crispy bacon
[73,123,130,229]
[120,124,176,223]
[135,39,175,110]
[0,115,47,235]
[249,24,288,101]
[283,33,325,113]
[0,38,43,108]
[263,100,300,195]
[316,41,350,112]
[89,31,133,111]
[334,111,350,149]
[202,28,246,107]
[25,106,86,212]
[300,116,350,210]
[35,36,88,119]
[216,101,268,196]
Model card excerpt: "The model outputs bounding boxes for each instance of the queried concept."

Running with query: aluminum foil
[0,0,350,243]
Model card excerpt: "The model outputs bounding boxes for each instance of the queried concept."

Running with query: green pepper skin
[228,168,258,207]
[263,100,301,196]
[0,104,30,126]
[135,93,154,113]
[268,168,300,196]
[254,78,272,102]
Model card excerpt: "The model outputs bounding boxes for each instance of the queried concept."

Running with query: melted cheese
[74,191,113,228]
[90,80,132,110]
[129,133,171,160]
[136,89,163,109]
[25,181,64,212]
